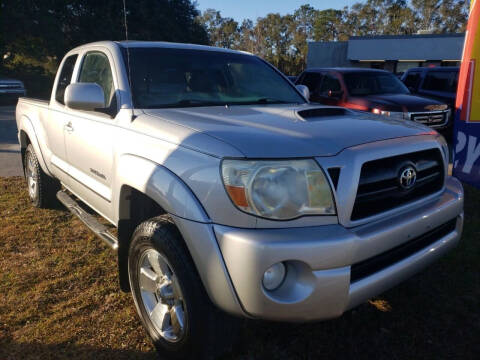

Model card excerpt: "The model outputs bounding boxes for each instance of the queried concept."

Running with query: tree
[237,19,256,53]
[313,9,344,41]
[437,0,470,33]
[411,0,442,31]
[0,0,208,72]
[254,13,294,71]
[288,5,318,71]
[198,9,239,49]
[199,0,470,75]
[383,0,416,35]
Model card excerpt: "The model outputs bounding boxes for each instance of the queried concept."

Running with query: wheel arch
[18,115,52,177]
[19,129,30,174]
[115,154,210,291]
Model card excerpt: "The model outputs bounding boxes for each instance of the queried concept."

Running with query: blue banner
[453,115,480,188]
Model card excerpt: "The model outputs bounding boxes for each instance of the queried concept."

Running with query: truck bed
[18,97,49,107]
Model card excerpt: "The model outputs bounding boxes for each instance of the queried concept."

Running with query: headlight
[387,111,406,120]
[221,159,336,220]
[372,108,405,120]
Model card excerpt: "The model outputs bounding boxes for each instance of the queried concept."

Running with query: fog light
[262,262,286,291]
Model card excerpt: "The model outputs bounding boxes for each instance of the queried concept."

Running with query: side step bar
[57,190,118,250]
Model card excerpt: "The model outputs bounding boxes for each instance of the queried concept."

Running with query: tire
[24,144,60,208]
[128,215,239,360]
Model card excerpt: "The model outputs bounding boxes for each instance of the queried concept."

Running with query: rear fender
[18,115,53,177]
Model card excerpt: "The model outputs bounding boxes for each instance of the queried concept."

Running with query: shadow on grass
[0,341,159,360]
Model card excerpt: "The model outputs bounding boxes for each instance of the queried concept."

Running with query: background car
[296,68,452,139]
[401,67,459,110]
[0,77,26,104]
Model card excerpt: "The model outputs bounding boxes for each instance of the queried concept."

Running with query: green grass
[0,177,479,359]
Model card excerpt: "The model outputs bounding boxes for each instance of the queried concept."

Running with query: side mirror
[296,85,310,100]
[65,83,105,111]
[328,90,343,99]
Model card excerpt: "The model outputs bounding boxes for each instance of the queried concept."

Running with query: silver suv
[16,41,464,359]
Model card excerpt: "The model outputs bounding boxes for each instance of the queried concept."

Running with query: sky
[196,0,360,23]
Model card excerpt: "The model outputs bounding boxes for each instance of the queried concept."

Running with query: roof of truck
[404,66,460,73]
[304,67,390,74]
[68,40,252,56]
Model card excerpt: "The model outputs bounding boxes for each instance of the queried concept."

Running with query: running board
[57,190,118,250]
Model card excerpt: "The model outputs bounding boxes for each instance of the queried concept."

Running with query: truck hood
[143,104,433,158]
[349,94,447,112]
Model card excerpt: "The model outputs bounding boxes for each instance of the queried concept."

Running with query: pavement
[0,106,23,176]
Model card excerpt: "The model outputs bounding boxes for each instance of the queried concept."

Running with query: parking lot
[0,106,22,176]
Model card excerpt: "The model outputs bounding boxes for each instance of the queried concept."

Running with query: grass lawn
[0,177,479,359]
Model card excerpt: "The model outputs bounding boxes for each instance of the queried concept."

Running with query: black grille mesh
[351,219,457,282]
[351,149,445,221]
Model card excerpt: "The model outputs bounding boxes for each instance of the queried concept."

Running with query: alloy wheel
[138,248,187,343]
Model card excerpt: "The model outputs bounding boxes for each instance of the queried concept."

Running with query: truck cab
[401,67,459,111]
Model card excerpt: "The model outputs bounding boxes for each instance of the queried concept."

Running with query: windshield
[122,47,305,109]
[344,72,410,96]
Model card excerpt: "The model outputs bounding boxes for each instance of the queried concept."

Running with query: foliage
[0,0,208,91]
[198,0,470,75]
[0,0,470,88]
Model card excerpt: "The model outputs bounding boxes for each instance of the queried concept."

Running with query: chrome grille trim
[409,110,449,128]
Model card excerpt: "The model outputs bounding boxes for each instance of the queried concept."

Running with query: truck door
[298,72,324,103]
[43,54,78,185]
[316,73,343,106]
[63,50,118,219]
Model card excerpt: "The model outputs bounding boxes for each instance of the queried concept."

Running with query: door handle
[65,122,74,133]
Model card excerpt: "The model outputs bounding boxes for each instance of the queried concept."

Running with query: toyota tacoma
[16,41,464,359]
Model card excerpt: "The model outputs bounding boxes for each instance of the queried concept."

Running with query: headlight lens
[387,111,406,120]
[221,159,336,220]
[372,109,405,120]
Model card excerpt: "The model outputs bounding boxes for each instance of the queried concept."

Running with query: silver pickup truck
[16,41,464,359]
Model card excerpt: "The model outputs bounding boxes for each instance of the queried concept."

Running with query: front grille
[350,218,457,282]
[351,149,444,221]
[410,111,447,127]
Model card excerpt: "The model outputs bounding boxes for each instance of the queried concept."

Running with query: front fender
[114,154,246,315]
[115,154,210,223]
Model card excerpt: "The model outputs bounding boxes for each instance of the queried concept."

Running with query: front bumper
[213,176,463,322]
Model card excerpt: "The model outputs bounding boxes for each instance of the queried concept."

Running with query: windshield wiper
[143,98,298,109]
[145,99,228,109]
[252,98,293,104]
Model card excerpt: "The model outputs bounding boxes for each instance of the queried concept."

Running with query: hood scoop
[297,107,353,121]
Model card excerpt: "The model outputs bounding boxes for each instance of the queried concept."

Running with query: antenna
[122,0,136,121]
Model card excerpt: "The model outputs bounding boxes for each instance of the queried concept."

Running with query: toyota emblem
[399,166,417,190]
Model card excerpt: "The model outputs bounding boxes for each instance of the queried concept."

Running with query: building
[307,33,465,74]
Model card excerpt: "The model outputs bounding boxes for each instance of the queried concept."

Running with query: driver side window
[78,52,115,110]
[319,74,341,96]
